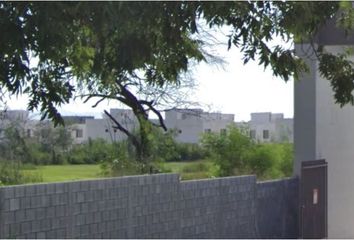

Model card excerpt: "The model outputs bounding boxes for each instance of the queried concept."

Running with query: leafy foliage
[201,125,293,179]
[202,126,253,176]
[0,161,42,185]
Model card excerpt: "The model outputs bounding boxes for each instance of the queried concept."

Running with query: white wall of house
[295,40,354,237]
[246,112,293,143]
[82,108,138,143]
[165,109,235,143]
[70,124,87,144]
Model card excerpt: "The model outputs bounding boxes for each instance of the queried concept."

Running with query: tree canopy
[2,1,354,164]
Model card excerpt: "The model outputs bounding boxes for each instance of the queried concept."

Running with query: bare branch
[103,110,141,149]
[139,100,167,131]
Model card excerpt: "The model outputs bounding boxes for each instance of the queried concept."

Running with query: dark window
[263,130,269,139]
[250,130,256,139]
[76,129,83,138]
[204,129,211,133]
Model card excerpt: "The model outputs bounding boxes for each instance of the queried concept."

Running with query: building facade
[247,112,293,143]
[165,108,235,143]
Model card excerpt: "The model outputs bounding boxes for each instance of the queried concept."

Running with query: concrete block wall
[0,174,299,239]
[180,176,256,238]
[256,177,299,238]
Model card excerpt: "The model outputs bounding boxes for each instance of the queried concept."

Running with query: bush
[201,125,294,179]
[201,125,253,177]
[175,143,207,161]
[245,144,278,177]
[67,139,119,164]
[0,161,43,185]
[99,141,142,176]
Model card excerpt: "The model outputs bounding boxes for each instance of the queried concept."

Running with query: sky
[5,29,294,122]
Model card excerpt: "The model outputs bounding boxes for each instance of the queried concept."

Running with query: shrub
[0,161,43,185]
[201,125,294,179]
[245,144,277,177]
[175,143,207,161]
[201,125,253,177]
[99,141,141,176]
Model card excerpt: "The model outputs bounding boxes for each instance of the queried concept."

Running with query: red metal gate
[300,159,328,238]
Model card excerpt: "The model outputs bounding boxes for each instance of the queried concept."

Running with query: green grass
[162,160,214,180]
[20,160,213,184]
[22,164,102,183]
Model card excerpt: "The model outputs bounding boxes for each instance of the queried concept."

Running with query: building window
[204,129,211,133]
[220,129,226,136]
[27,129,31,138]
[76,129,83,138]
[250,130,256,139]
[263,130,269,139]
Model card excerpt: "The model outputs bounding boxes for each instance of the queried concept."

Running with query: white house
[83,108,139,143]
[246,112,293,143]
[164,108,235,143]
[0,110,32,140]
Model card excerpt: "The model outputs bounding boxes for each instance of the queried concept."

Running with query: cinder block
[52,217,61,229]
[93,211,101,223]
[46,207,55,218]
[30,196,42,208]
[76,192,85,203]
[3,211,15,224]
[14,210,25,222]
[45,184,55,195]
[3,187,14,199]
[25,185,36,196]
[9,198,20,211]
[40,195,50,207]
[80,224,89,236]
[14,186,25,198]
[46,229,57,239]
[36,185,46,196]
[36,231,46,239]
[31,220,41,232]
[72,203,81,215]
[75,214,85,226]
[80,202,89,213]
[20,221,32,233]
[2,224,10,237]
[80,181,89,191]
[9,223,21,237]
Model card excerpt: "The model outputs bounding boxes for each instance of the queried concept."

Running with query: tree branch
[103,109,140,149]
[139,100,167,131]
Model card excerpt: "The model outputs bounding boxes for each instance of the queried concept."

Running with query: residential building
[0,110,31,140]
[84,108,139,143]
[247,112,293,143]
[165,108,235,143]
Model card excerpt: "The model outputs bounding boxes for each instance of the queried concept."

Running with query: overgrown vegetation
[0,161,43,185]
[201,126,293,180]
[0,121,293,185]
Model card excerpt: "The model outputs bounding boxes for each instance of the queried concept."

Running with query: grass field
[22,164,102,183]
[162,160,213,180]
[21,160,213,183]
